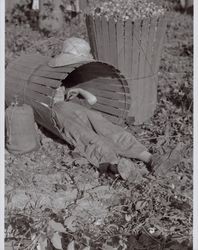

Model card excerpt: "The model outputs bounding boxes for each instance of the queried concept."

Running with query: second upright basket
[86,13,167,124]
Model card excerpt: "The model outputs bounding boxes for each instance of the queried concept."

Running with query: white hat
[48,37,94,67]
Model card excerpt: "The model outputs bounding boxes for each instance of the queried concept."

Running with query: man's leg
[85,109,152,163]
[53,101,119,167]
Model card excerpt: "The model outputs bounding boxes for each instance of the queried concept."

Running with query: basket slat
[92,103,122,117]
[109,18,118,68]
[146,75,157,119]
[96,76,129,86]
[139,19,150,79]
[24,89,53,106]
[144,17,158,76]
[128,20,141,118]
[153,16,167,73]
[94,16,104,61]
[137,19,150,123]
[92,84,128,93]
[31,76,61,88]
[79,87,128,101]
[27,82,55,96]
[92,17,101,62]
[86,16,95,58]
[86,16,98,59]
[91,79,130,93]
[124,20,133,78]
[151,17,163,73]
[143,17,158,120]
[96,96,130,109]
[131,19,141,79]
[116,20,125,74]
[7,68,32,81]
[34,70,67,80]
[102,17,110,65]
[39,64,83,73]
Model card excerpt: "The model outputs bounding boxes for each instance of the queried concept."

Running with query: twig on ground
[142,226,161,245]
[110,175,119,190]
[138,134,192,141]
[16,228,31,250]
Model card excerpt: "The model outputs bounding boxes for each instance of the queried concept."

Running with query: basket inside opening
[61,62,118,89]
[54,62,129,123]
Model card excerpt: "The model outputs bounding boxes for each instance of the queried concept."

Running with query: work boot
[98,162,119,177]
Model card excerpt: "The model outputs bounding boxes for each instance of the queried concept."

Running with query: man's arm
[66,88,97,105]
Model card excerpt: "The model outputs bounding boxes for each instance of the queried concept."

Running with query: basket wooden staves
[5,54,131,139]
[86,14,167,125]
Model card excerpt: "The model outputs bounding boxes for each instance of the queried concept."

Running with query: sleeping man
[50,37,154,182]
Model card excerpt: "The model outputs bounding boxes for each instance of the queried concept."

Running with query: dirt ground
[5,2,193,250]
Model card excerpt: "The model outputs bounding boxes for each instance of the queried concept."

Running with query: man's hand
[66,88,97,105]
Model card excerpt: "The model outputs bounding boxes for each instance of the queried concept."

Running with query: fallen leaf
[64,216,77,233]
[125,214,132,222]
[51,232,63,250]
[9,190,30,209]
[37,235,48,250]
[94,218,103,226]
[135,200,147,211]
[156,142,186,176]
[51,189,78,209]
[48,220,66,233]
[67,240,75,250]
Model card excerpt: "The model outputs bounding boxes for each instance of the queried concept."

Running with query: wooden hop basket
[5,54,131,138]
[86,14,167,124]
